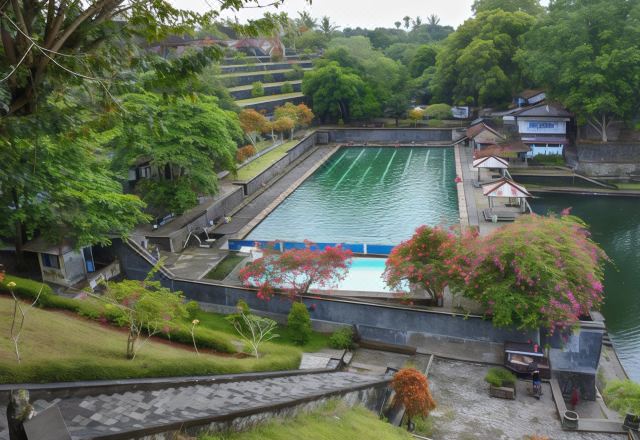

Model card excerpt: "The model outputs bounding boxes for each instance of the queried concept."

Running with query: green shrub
[427,118,443,127]
[186,300,201,320]
[281,81,294,94]
[225,299,252,333]
[485,367,516,388]
[263,73,274,83]
[287,302,311,345]
[532,154,564,166]
[329,327,354,349]
[251,81,265,97]
[236,299,250,314]
[603,380,640,416]
[1,274,54,302]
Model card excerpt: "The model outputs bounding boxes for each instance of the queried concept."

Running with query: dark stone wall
[220,61,311,74]
[329,128,453,144]
[576,142,640,176]
[114,240,536,347]
[229,82,301,100]
[241,95,306,114]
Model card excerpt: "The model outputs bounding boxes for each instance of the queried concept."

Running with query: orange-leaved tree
[392,368,436,430]
[239,109,268,147]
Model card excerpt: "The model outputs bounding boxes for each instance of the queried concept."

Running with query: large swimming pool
[247,147,459,244]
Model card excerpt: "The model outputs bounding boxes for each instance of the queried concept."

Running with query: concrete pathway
[0,372,382,440]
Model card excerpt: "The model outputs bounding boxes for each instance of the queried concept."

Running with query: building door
[83,247,95,273]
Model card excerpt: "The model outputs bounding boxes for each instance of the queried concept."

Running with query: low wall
[576,142,640,176]
[223,71,302,87]
[114,239,536,346]
[240,133,318,196]
[220,61,312,74]
[148,187,244,252]
[241,95,306,114]
[230,82,301,100]
[329,128,453,144]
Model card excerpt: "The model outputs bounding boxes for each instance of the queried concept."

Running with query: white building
[503,103,572,157]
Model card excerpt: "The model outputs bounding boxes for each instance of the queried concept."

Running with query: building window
[42,253,60,269]
[139,166,151,179]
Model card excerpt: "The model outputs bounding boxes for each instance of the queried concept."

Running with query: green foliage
[472,0,544,15]
[603,380,640,416]
[111,92,242,215]
[531,154,564,166]
[205,254,247,279]
[281,82,294,94]
[303,61,380,123]
[432,9,535,106]
[425,103,452,119]
[186,301,201,320]
[0,106,149,257]
[516,0,640,142]
[251,81,265,98]
[329,327,354,349]
[198,400,414,440]
[409,45,439,78]
[485,367,516,387]
[287,302,312,345]
[263,74,275,83]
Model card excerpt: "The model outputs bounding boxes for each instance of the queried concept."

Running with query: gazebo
[481,178,532,221]
[472,155,509,182]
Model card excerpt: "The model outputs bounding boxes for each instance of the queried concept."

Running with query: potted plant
[485,367,517,400]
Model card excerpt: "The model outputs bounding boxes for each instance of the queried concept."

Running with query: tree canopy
[516,0,640,141]
[111,93,242,215]
[472,0,544,15]
[432,9,535,107]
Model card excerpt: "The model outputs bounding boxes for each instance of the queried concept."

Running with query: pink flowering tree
[239,241,353,301]
[462,213,608,332]
[384,225,471,305]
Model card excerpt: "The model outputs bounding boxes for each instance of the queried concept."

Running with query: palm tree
[320,16,339,37]
[412,16,422,29]
[403,16,411,30]
[296,11,317,32]
[394,21,402,29]
[426,14,440,26]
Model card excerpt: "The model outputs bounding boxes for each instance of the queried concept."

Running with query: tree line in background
[299,0,640,142]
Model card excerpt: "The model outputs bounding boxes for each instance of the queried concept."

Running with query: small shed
[472,155,509,182]
[466,123,505,151]
[22,238,119,288]
[482,178,532,214]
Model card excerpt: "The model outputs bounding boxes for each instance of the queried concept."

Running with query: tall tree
[296,10,317,31]
[112,93,242,215]
[432,9,535,106]
[472,0,544,15]
[320,16,339,37]
[0,0,306,117]
[302,61,379,122]
[392,368,436,431]
[0,105,148,263]
[412,16,423,29]
[409,45,438,78]
[516,0,640,142]
[426,14,441,26]
[394,21,402,29]
[403,16,411,30]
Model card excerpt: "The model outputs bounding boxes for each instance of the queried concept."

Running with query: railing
[227,239,395,256]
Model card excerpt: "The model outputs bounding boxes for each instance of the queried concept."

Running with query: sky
[174,0,479,30]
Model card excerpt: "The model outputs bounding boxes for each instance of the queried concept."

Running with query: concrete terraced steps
[236,92,305,110]
[7,371,386,440]
[228,80,302,100]
[220,61,312,74]
[219,68,312,87]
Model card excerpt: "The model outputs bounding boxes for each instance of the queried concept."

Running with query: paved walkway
[427,358,624,440]
[0,372,381,440]
[214,146,335,239]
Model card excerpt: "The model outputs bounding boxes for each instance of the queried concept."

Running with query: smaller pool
[326,257,408,293]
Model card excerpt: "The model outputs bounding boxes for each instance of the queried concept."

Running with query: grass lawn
[0,296,302,384]
[219,68,310,78]
[194,307,331,353]
[235,140,299,181]
[615,182,640,190]
[235,92,304,106]
[205,254,246,281]
[227,80,302,92]
[199,400,413,440]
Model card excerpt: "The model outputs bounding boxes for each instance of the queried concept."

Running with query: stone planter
[489,384,516,400]
[623,413,640,432]
[562,410,579,430]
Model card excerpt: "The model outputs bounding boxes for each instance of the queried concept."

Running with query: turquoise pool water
[331,257,408,293]
[247,147,459,244]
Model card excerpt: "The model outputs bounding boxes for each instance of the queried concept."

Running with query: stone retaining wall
[576,143,640,176]
[114,239,536,347]
[329,128,453,143]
